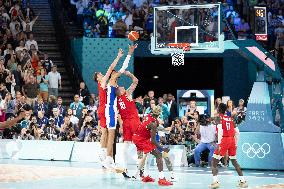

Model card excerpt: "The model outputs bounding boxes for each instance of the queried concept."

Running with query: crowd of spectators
[66,0,283,62]
[0,0,66,140]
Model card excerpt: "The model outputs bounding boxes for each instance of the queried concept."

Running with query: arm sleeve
[234,127,240,146]
[216,124,223,144]
[118,55,131,73]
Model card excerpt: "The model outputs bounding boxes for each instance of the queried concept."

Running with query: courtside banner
[233,132,284,170]
[0,139,22,159]
[17,140,74,161]
[71,142,101,162]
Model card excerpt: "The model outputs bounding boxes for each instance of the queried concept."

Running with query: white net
[171,52,184,66]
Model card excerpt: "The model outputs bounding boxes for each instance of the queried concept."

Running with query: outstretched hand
[117,48,124,58]
[128,44,138,55]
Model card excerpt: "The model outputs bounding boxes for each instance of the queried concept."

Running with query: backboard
[151,4,225,54]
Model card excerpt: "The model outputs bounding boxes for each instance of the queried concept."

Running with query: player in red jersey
[210,103,248,189]
[93,48,124,163]
[116,71,141,178]
[132,106,173,186]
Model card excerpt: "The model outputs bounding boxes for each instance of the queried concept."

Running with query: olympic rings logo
[241,143,270,159]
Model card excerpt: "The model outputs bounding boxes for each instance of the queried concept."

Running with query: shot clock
[254,6,268,41]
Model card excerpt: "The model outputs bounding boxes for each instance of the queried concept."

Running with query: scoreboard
[254,6,268,41]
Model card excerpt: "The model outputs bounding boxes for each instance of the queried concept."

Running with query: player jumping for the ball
[210,103,248,189]
[93,48,124,164]
[116,70,142,178]
[132,106,173,186]
[102,44,137,170]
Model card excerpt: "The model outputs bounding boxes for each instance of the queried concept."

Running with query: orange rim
[167,43,190,51]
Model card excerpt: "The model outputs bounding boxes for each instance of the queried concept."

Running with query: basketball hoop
[167,43,190,66]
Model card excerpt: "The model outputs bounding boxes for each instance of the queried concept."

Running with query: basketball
[128,31,139,42]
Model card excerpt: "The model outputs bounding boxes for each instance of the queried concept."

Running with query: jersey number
[226,122,231,131]
[119,102,126,110]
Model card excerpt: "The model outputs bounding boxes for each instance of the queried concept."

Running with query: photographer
[78,120,94,142]
[58,116,78,141]
[193,115,216,167]
[19,128,34,140]
[44,118,60,140]
[167,118,184,145]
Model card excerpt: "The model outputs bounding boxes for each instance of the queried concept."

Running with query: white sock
[158,171,164,179]
[213,176,218,183]
[101,148,107,157]
[122,142,129,170]
[170,171,175,178]
[107,156,114,163]
[239,176,245,182]
[144,154,152,176]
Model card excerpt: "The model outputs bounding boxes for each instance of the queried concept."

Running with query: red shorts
[132,134,156,154]
[98,112,106,128]
[213,137,236,159]
[122,117,140,141]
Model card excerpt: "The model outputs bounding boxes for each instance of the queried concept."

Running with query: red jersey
[135,114,158,139]
[218,114,235,137]
[97,82,106,114]
[117,93,139,119]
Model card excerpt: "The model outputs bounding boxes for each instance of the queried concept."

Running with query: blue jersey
[106,85,118,129]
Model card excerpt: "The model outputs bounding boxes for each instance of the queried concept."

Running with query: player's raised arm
[101,48,124,87]
[118,44,137,74]
[124,71,138,95]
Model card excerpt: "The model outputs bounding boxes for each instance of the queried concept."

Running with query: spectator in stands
[103,0,112,14]
[41,53,53,73]
[5,92,15,119]
[34,97,48,116]
[122,9,133,31]
[166,93,178,126]
[48,65,61,97]
[194,115,216,167]
[37,69,49,102]
[56,96,66,117]
[70,94,85,118]
[158,97,170,125]
[19,110,31,129]
[86,98,97,118]
[236,18,250,39]
[37,110,49,129]
[135,95,143,116]
[52,108,64,128]
[112,16,127,38]
[78,81,89,105]
[25,33,38,50]
[143,90,157,109]
[234,99,247,125]
[214,98,222,116]
[22,75,39,106]
[19,14,39,34]
[226,99,236,117]
[47,95,57,117]
[67,108,79,126]
[144,99,156,115]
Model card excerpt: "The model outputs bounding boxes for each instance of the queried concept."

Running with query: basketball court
[0,160,283,189]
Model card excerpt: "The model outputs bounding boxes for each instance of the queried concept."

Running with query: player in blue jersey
[102,44,137,170]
